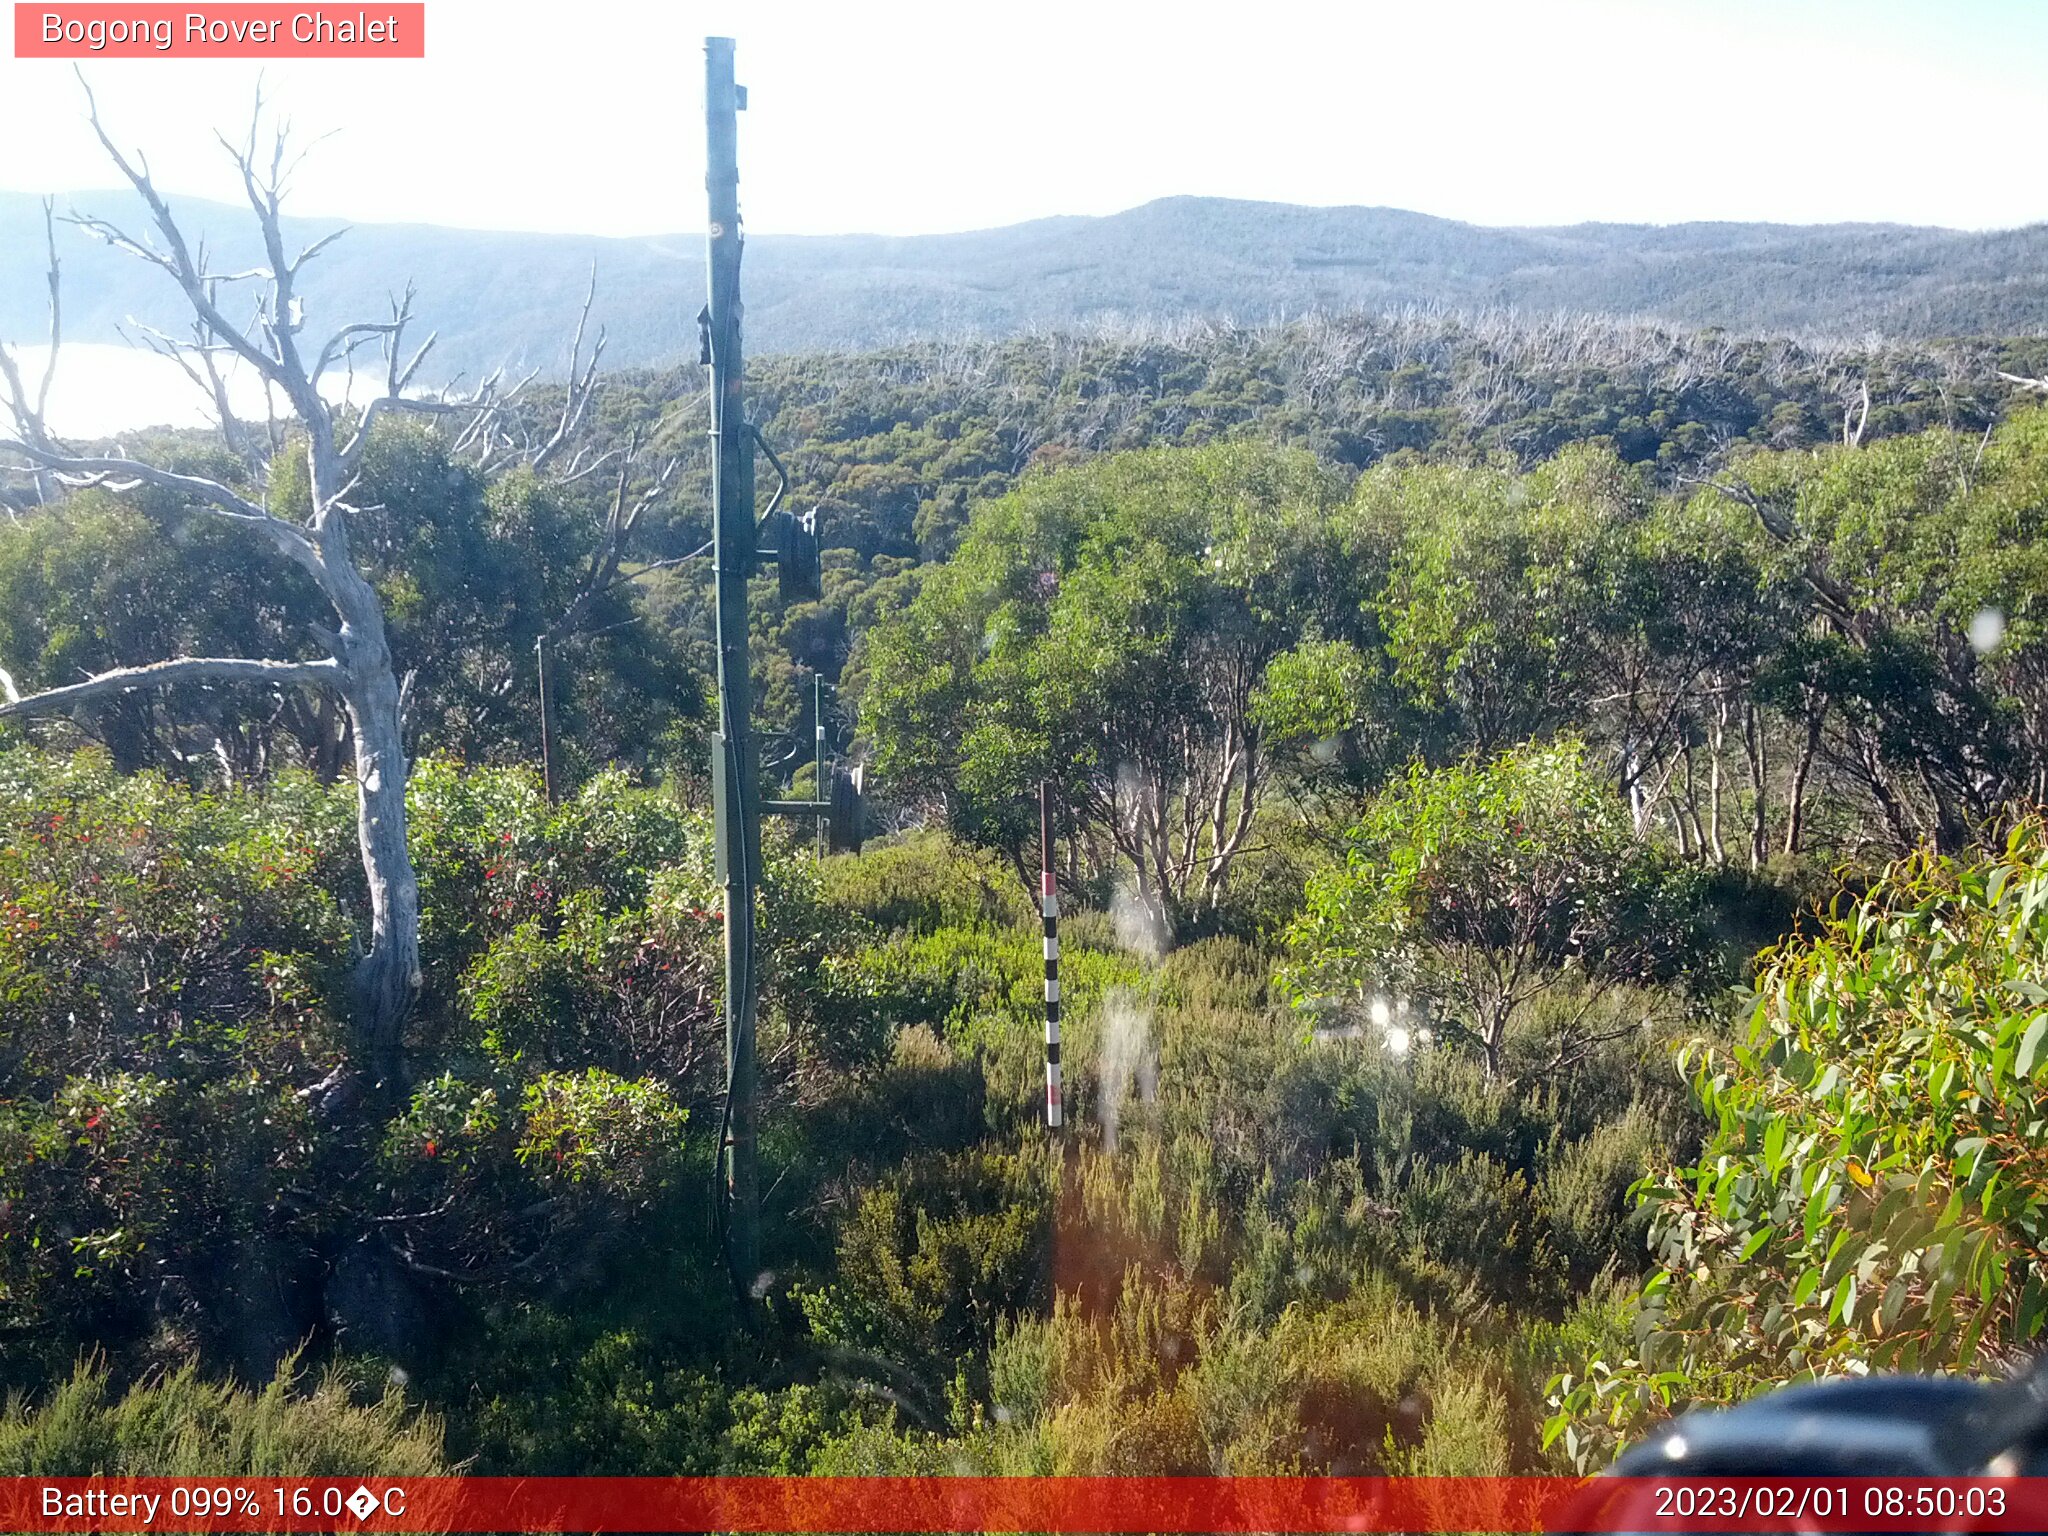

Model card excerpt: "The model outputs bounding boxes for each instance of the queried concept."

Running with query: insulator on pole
[1041,779,1063,1130]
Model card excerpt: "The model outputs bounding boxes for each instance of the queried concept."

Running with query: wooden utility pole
[704,34,762,1299]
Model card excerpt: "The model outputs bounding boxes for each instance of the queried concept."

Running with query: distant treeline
[578,312,2048,739]
[12,309,2048,777]
[10,190,2048,371]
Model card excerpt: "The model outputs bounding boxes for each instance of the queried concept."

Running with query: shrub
[1550,820,2048,1468]
[819,831,1033,935]
[1286,740,1707,1078]
[0,1358,446,1476]
[801,1146,1058,1407]
[0,750,350,1373]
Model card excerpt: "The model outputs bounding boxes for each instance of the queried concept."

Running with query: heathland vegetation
[5,151,2048,1474]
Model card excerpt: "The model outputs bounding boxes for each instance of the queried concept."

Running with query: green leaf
[1953,1138,1990,1179]
[1764,1116,1787,1172]
[1879,1274,1913,1333]
[2019,1015,2048,1080]
[1829,1272,1857,1327]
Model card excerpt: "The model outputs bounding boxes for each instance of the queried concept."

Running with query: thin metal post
[1041,780,1063,1129]
[705,34,760,1299]
[535,636,556,805]
[814,672,828,860]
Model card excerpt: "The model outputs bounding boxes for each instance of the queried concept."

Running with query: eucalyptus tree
[1286,740,1707,1079]
[0,89,663,1094]
[1708,412,2048,854]
[862,441,1347,926]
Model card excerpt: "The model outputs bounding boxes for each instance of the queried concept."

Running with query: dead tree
[0,87,533,1092]
[0,198,63,509]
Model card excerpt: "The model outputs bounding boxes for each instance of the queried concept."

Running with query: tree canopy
[863,441,1350,923]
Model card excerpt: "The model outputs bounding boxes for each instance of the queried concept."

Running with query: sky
[1,0,2045,238]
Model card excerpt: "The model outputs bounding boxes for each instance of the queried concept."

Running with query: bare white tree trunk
[1707,692,1729,867]
[324,541,420,1078]
[0,87,522,1090]
[1743,701,1769,869]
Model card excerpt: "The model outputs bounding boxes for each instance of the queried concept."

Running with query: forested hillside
[592,312,2048,750]
[6,189,2048,377]
[7,280,2048,1481]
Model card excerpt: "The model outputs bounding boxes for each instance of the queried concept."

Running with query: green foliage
[0,487,321,776]
[1717,415,2048,851]
[457,1325,859,1475]
[0,421,698,786]
[20,327,2048,1482]
[0,1358,446,1476]
[1363,450,1627,753]
[0,749,856,1375]
[1252,639,1377,753]
[1287,741,1707,1073]
[818,831,1033,936]
[801,1146,1057,1407]
[0,733,1696,1476]
[515,1069,686,1195]
[0,748,349,1369]
[863,441,1350,918]
[1551,820,2048,1466]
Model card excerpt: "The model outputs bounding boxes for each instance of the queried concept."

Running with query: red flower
[422,1140,438,1158]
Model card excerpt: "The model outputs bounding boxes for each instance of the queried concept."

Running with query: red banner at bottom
[10,1475,2048,1532]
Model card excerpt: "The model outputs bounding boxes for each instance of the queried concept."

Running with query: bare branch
[0,200,66,504]
[6,441,255,518]
[34,198,60,426]
[339,393,484,473]
[527,265,605,473]
[314,319,405,385]
[0,438,322,573]
[73,74,303,405]
[1682,471,1797,544]
[391,328,436,396]
[554,446,621,485]
[600,538,711,594]
[549,442,680,641]
[0,655,341,722]
[1843,377,1871,449]
[289,223,349,278]
[116,319,252,466]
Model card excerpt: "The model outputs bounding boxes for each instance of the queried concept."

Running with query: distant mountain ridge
[3,190,2045,382]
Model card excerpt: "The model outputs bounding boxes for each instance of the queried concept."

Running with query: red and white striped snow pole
[1040,779,1063,1129]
